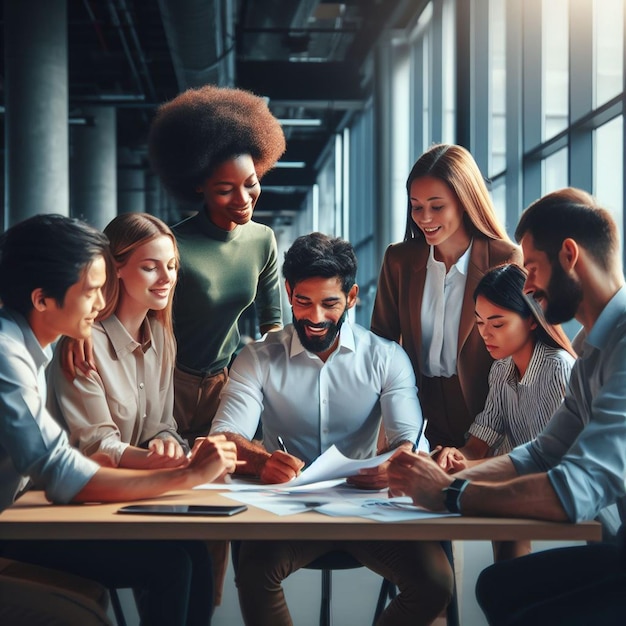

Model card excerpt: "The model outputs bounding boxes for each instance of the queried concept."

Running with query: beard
[536,261,583,325]
[292,308,348,355]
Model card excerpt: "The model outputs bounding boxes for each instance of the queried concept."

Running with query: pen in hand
[429,445,442,459]
[277,435,289,454]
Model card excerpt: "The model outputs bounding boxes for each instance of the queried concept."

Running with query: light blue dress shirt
[509,286,626,524]
[210,322,425,465]
[0,308,98,512]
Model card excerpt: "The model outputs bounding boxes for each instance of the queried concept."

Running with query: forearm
[460,474,569,522]
[72,466,196,502]
[221,432,270,476]
[459,435,490,460]
[456,454,519,481]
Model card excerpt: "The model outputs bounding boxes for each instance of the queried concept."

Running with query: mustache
[300,320,333,330]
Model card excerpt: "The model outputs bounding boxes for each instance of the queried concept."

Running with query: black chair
[231,541,460,626]
[304,550,394,626]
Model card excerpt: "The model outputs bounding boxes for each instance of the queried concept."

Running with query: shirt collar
[289,319,356,359]
[100,315,156,358]
[426,239,473,276]
[7,309,51,370]
[584,285,626,350]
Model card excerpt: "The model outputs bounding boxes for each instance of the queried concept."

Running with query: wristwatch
[442,478,470,514]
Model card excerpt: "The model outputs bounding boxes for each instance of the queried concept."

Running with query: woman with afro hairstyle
[148,84,286,445]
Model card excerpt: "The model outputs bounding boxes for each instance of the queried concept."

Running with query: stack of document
[195,446,456,521]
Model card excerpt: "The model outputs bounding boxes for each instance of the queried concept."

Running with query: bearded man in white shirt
[210,232,453,626]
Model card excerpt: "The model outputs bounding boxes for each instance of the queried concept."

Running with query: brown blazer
[371,235,522,423]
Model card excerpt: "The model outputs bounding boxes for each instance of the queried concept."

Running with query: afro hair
[148,84,286,204]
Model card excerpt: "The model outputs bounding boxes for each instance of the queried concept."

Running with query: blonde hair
[405,144,510,242]
[100,213,179,356]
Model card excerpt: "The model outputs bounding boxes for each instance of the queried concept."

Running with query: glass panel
[422,29,431,152]
[490,180,507,233]
[442,0,456,143]
[542,0,569,140]
[593,0,623,107]
[594,116,624,243]
[489,0,506,176]
[542,147,568,193]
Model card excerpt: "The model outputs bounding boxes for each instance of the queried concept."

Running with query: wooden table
[0,490,602,543]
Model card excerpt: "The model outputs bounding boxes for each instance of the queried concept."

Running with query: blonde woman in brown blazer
[372,144,522,449]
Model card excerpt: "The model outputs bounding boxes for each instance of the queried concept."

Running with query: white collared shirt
[210,322,425,465]
[421,241,472,377]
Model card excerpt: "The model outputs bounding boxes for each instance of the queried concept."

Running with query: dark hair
[148,84,286,204]
[473,264,575,357]
[0,214,109,316]
[282,232,357,294]
[515,187,618,270]
[405,143,509,241]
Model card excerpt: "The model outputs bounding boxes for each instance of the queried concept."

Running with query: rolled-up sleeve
[511,337,626,522]
[0,347,98,508]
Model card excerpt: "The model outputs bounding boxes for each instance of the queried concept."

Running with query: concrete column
[117,147,145,213]
[70,106,117,230]
[4,0,68,227]
[144,172,161,220]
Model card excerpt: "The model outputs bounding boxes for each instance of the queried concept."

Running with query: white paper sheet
[194,445,396,490]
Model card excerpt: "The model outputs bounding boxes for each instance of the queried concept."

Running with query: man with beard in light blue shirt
[388,188,626,626]
[211,232,454,626]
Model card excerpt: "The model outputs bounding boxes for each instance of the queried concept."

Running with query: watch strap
[443,478,469,514]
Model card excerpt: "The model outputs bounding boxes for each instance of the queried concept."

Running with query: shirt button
[139,382,145,389]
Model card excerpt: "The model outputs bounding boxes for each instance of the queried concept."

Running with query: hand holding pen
[259,435,305,484]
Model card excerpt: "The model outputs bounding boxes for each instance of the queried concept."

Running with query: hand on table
[388,450,453,511]
[347,461,390,490]
[188,435,239,482]
[144,437,189,468]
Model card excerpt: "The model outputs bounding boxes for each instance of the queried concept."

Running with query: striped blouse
[468,341,576,454]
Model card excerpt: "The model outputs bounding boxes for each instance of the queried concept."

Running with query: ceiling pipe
[156,0,235,90]
[115,0,158,103]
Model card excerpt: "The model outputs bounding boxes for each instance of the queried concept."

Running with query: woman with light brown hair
[371,143,523,449]
[48,212,189,468]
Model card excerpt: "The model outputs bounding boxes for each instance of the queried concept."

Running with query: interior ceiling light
[274,161,307,169]
[277,118,322,127]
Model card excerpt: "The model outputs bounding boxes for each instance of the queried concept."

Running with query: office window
[593,0,623,107]
[421,16,432,151]
[542,148,568,193]
[441,0,456,143]
[490,180,507,232]
[594,115,624,239]
[489,0,506,175]
[542,0,569,140]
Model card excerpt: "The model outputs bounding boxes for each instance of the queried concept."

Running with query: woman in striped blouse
[433,263,576,560]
